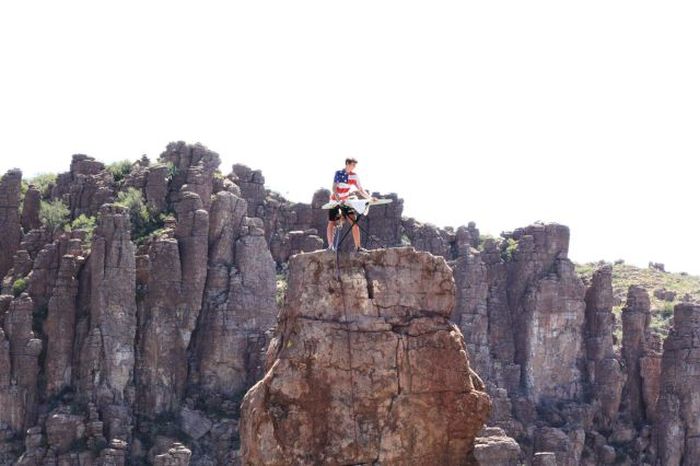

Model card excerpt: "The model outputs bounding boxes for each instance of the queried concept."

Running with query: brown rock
[584,265,624,429]
[655,303,700,465]
[179,407,212,440]
[44,252,84,398]
[0,169,23,280]
[473,427,522,465]
[533,426,584,466]
[0,294,42,433]
[77,204,136,441]
[45,413,86,454]
[133,188,209,418]
[122,160,170,215]
[240,248,491,465]
[172,190,209,345]
[53,154,114,218]
[134,236,189,415]
[21,185,42,233]
[521,258,586,402]
[160,141,220,209]
[192,193,277,396]
[532,452,557,466]
[231,164,266,218]
[598,444,617,464]
[153,442,192,466]
[401,218,454,258]
[621,285,661,423]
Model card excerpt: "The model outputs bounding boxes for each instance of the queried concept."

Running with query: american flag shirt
[332,169,362,201]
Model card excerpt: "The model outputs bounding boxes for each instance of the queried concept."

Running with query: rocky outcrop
[1,293,42,436]
[21,184,42,233]
[76,204,137,442]
[53,154,115,218]
[473,427,522,466]
[241,248,491,465]
[190,198,277,396]
[621,285,662,424]
[232,164,267,219]
[1,146,691,465]
[153,443,192,466]
[160,141,220,210]
[583,265,624,429]
[123,158,170,214]
[0,169,23,280]
[521,257,586,402]
[655,303,700,465]
[44,242,85,398]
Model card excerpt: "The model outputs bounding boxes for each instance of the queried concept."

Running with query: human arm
[331,182,341,201]
[354,176,375,200]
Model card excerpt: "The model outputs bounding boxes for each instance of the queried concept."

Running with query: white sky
[1,1,698,274]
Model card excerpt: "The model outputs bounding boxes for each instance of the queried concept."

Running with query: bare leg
[326,221,335,247]
[349,214,361,249]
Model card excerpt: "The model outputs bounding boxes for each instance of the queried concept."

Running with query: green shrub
[660,302,675,319]
[12,278,28,297]
[165,162,179,180]
[500,238,519,262]
[478,234,495,251]
[115,188,172,242]
[276,273,288,307]
[19,180,29,206]
[115,188,150,238]
[107,160,133,183]
[39,199,70,231]
[69,214,97,245]
[29,173,57,197]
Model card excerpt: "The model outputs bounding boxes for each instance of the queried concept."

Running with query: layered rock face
[449,224,664,464]
[0,143,281,465]
[655,303,700,465]
[583,265,623,430]
[1,144,696,465]
[53,154,115,218]
[77,204,138,441]
[0,294,42,434]
[241,248,491,465]
[0,169,23,279]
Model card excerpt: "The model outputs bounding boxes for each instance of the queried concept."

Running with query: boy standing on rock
[327,158,374,251]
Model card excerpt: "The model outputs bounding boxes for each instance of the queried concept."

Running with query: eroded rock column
[655,303,700,466]
[241,247,491,465]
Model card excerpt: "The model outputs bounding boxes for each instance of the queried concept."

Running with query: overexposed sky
[1,1,698,274]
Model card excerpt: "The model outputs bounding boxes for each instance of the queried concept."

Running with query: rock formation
[240,248,491,465]
[655,303,700,465]
[0,294,42,434]
[21,184,42,233]
[53,154,115,218]
[583,265,624,430]
[0,169,23,279]
[620,285,662,424]
[0,143,696,465]
[77,204,137,442]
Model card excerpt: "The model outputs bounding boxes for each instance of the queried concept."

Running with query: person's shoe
[355,247,369,253]
[328,245,336,251]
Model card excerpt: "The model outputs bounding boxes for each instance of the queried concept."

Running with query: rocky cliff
[1,141,697,465]
[0,144,277,465]
[240,248,491,465]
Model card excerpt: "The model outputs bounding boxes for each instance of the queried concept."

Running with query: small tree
[12,278,28,297]
[29,173,57,197]
[107,160,133,183]
[69,214,97,245]
[115,188,149,237]
[39,199,70,232]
